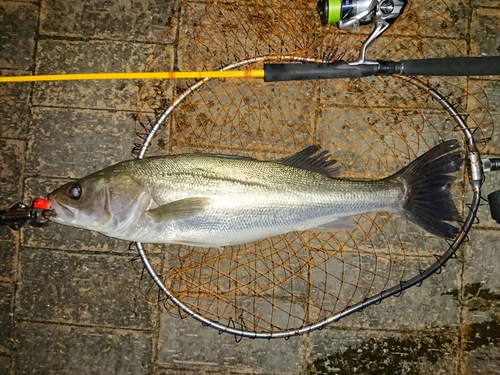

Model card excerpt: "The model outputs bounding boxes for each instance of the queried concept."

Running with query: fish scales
[132,155,404,218]
[71,155,403,245]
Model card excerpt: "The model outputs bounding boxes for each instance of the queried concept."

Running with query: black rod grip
[401,56,500,76]
[264,62,379,82]
[264,57,500,82]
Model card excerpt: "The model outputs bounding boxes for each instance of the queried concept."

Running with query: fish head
[47,170,150,234]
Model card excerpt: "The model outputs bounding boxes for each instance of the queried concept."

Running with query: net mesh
[132,0,494,334]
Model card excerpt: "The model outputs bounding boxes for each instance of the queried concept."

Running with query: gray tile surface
[13,322,154,375]
[39,0,176,42]
[17,247,157,328]
[0,2,37,70]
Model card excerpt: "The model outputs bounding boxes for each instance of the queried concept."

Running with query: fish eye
[69,184,82,200]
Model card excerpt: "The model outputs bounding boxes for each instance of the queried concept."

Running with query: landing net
[132,0,493,338]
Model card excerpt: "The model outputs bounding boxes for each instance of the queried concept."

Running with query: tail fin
[394,140,463,239]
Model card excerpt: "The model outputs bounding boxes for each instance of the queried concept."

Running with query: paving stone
[13,322,153,375]
[0,138,24,279]
[156,311,303,374]
[26,107,136,178]
[39,0,177,42]
[318,107,459,178]
[471,6,500,56]
[462,230,500,308]
[0,1,38,70]
[314,257,462,331]
[0,235,16,282]
[373,34,469,61]
[468,79,500,155]
[306,327,459,375]
[473,1,500,7]
[468,82,498,232]
[0,283,13,355]
[472,80,500,115]
[318,4,470,63]
[156,369,225,375]
[176,1,321,71]
[154,236,461,335]
[17,247,157,329]
[319,76,468,112]
[32,39,161,111]
[0,138,25,202]
[461,309,500,375]
[395,0,470,39]
[0,355,10,375]
[0,71,31,139]
[169,79,317,155]
[175,1,469,68]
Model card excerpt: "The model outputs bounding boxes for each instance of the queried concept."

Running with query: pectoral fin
[146,197,212,223]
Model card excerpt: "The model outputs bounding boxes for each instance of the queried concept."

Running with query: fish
[47,140,463,246]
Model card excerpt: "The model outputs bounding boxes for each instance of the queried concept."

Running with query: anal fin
[311,217,356,232]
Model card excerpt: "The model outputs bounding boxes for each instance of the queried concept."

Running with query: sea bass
[47,140,463,246]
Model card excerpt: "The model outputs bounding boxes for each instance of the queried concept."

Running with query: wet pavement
[1,1,500,374]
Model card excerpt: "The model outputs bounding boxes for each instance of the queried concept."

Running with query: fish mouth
[47,194,76,223]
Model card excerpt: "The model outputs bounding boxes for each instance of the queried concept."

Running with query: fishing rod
[2,55,497,83]
[0,0,499,84]
[265,0,500,80]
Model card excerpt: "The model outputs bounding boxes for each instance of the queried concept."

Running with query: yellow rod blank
[0,70,265,83]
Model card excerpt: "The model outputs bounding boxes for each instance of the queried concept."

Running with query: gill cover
[48,171,150,234]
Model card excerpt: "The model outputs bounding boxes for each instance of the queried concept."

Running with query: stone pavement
[0,1,499,374]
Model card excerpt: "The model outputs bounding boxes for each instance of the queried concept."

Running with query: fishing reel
[317,0,406,28]
[317,0,407,62]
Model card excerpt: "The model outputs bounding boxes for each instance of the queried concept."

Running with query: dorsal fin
[278,146,340,177]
